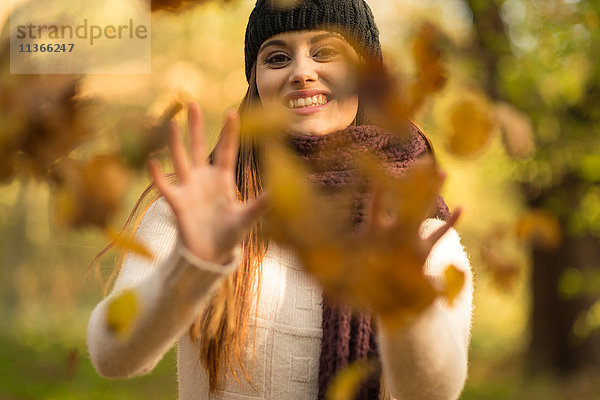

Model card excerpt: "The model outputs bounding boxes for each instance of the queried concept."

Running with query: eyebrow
[310,32,344,43]
[258,32,345,53]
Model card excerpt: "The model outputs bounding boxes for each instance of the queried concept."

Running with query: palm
[149,104,266,265]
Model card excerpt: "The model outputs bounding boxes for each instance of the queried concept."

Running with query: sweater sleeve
[377,218,473,400]
[87,197,240,378]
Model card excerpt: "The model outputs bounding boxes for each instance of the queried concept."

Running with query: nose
[289,56,317,86]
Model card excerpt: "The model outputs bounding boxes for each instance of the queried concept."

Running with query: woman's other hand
[148,103,268,265]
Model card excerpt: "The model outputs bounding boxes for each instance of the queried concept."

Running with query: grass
[0,305,176,400]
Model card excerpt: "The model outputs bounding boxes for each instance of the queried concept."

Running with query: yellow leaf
[326,360,375,400]
[106,289,138,338]
[447,96,495,157]
[516,209,562,250]
[105,229,154,260]
[412,23,446,94]
[388,155,445,231]
[443,264,465,306]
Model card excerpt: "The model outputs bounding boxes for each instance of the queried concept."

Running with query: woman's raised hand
[149,103,267,265]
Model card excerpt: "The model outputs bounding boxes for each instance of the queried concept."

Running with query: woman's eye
[265,53,290,66]
[314,46,339,60]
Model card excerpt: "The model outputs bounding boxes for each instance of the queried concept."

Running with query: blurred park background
[2,0,600,398]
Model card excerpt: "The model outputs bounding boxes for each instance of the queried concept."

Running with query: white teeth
[289,94,327,109]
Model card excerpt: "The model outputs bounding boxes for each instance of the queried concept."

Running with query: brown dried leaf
[479,232,521,291]
[354,61,411,135]
[264,147,448,327]
[387,155,445,232]
[51,155,132,228]
[408,23,447,113]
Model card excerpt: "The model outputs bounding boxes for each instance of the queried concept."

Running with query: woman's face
[255,30,360,136]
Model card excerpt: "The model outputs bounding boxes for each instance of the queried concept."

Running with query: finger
[214,111,240,175]
[238,191,271,230]
[148,159,174,203]
[188,103,206,167]
[170,121,190,182]
[425,207,462,248]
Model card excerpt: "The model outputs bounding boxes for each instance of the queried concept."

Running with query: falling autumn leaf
[480,248,521,291]
[0,73,93,182]
[240,104,291,141]
[263,144,457,329]
[105,228,155,260]
[516,209,562,250]
[495,102,535,158]
[326,359,376,400]
[408,23,447,114]
[120,102,183,169]
[106,289,139,338]
[50,155,132,228]
[447,96,496,157]
[354,61,411,135]
[443,264,465,306]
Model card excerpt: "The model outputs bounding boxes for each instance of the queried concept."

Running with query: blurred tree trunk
[465,0,600,373]
[527,177,600,371]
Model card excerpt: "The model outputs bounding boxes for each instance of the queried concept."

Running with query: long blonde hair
[191,64,267,391]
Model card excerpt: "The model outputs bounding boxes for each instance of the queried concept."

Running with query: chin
[288,121,350,136]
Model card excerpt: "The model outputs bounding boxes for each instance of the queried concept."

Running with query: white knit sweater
[87,198,473,400]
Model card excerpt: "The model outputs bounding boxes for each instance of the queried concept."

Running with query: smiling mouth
[287,94,329,109]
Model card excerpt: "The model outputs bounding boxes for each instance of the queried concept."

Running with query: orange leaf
[105,229,154,260]
[516,209,562,250]
[447,96,495,157]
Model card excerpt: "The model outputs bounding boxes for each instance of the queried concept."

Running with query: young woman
[87,1,473,399]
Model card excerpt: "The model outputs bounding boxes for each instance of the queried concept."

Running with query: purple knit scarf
[286,123,449,400]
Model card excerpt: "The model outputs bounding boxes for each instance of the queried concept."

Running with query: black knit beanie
[244,0,383,81]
